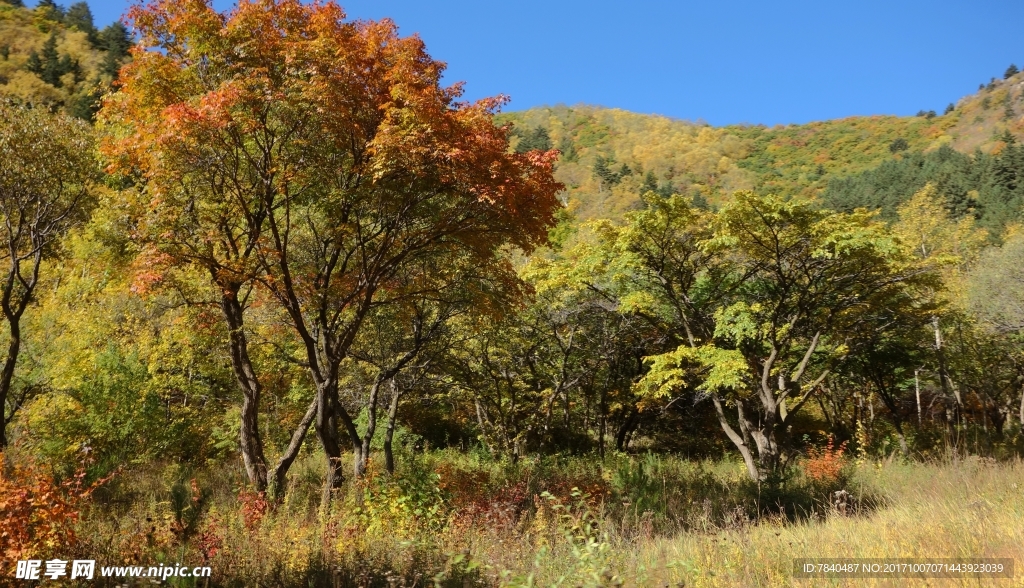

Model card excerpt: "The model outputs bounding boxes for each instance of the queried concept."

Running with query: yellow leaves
[635,344,748,400]
[893,183,988,264]
[893,183,989,308]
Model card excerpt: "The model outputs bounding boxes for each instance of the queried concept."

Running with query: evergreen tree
[25,50,42,74]
[641,170,658,194]
[99,21,133,58]
[66,87,101,121]
[557,136,577,162]
[65,2,98,44]
[1,0,24,7]
[691,191,709,210]
[824,143,1024,231]
[39,33,62,86]
[944,103,955,115]
[889,138,909,153]
[1006,64,1019,79]
[656,180,676,199]
[36,0,65,20]
[593,155,621,187]
[514,127,552,153]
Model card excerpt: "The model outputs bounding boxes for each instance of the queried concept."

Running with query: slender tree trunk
[356,378,385,478]
[314,382,345,508]
[1019,383,1024,427]
[615,408,640,452]
[0,321,20,448]
[268,397,318,500]
[384,381,401,474]
[220,291,269,492]
[915,369,922,427]
[711,395,759,481]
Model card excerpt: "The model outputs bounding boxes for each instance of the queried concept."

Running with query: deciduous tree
[0,103,95,447]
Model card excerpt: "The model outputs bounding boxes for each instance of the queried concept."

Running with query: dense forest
[2,1,1024,586]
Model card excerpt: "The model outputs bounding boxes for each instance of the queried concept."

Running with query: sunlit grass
[55,454,1024,586]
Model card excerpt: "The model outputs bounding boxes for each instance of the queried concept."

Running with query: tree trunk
[267,397,318,500]
[615,409,640,452]
[314,382,345,509]
[711,395,759,481]
[0,321,20,448]
[1019,383,1024,427]
[356,378,385,478]
[384,381,401,474]
[893,418,909,457]
[220,291,269,492]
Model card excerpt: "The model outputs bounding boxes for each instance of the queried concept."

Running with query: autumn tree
[0,103,95,447]
[98,0,327,492]
[102,0,560,501]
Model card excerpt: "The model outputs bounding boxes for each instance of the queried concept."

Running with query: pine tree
[36,0,64,21]
[641,170,658,194]
[1006,64,1019,79]
[515,127,551,153]
[593,156,621,187]
[889,138,909,153]
[39,33,62,86]
[99,22,133,58]
[944,103,955,115]
[25,50,42,74]
[557,136,577,162]
[65,2,98,44]
[100,49,121,79]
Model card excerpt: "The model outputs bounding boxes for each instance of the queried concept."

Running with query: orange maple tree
[99,0,561,497]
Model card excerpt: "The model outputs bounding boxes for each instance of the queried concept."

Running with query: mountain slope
[0,1,131,119]
[503,68,1024,222]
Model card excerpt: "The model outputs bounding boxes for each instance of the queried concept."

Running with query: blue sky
[60,0,1024,126]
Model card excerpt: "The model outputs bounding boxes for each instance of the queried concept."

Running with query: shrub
[0,454,105,567]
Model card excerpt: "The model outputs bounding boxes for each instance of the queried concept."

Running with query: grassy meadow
[6,442,1021,587]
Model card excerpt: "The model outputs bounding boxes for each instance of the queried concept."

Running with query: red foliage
[435,463,528,531]
[237,489,269,530]
[802,436,849,484]
[195,513,224,563]
[0,455,108,569]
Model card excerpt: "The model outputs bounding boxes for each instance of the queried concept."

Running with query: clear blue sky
[57,0,1024,126]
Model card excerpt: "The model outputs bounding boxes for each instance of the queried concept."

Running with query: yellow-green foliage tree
[631,193,937,480]
[0,102,95,448]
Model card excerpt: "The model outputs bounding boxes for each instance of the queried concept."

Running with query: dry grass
[21,453,1024,587]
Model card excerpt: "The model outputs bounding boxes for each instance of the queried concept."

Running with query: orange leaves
[801,436,849,484]
[99,0,562,334]
[0,455,108,567]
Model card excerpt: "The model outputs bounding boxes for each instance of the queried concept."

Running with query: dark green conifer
[557,136,577,162]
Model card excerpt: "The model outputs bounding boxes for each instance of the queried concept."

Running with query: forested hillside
[0,0,131,119]
[504,67,1024,222]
